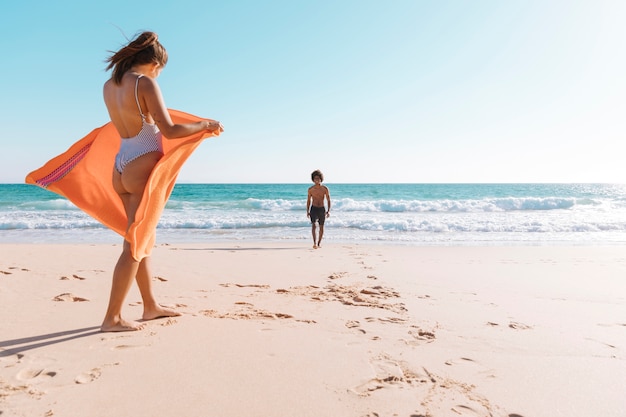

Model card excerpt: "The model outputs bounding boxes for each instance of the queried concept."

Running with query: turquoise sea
[2,183,626,245]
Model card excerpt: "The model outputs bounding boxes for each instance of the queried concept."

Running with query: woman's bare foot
[100,318,145,332]
[142,304,182,321]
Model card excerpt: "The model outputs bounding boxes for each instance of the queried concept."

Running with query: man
[306,170,331,249]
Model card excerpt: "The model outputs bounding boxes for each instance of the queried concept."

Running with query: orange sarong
[25,109,220,261]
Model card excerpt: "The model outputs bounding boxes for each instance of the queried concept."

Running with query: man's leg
[318,224,324,247]
[311,223,318,248]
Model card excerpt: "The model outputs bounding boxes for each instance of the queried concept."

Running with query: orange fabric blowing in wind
[25,109,220,261]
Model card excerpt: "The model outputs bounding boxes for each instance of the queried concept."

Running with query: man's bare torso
[308,184,329,207]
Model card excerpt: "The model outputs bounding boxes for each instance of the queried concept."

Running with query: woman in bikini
[101,31,223,332]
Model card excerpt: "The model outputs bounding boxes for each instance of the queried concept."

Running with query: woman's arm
[141,76,222,138]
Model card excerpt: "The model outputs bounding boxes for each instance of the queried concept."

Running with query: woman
[101,31,223,332]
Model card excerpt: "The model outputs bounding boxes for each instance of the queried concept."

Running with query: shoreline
[4,229,626,247]
[1,242,624,417]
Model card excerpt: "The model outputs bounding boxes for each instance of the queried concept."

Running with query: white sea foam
[4,183,626,245]
[176,196,600,213]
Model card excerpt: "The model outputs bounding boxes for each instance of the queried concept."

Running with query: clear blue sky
[1,0,625,183]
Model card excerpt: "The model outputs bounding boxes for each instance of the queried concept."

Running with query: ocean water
[2,183,626,246]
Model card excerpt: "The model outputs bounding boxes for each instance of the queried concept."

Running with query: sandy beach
[1,242,624,417]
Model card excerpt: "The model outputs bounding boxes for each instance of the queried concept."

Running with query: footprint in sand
[5,266,30,272]
[73,363,119,385]
[14,356,58,384]
[352,354,429,396]
[52,293,89,302]
[508,321,532,330]
[221,283,271,288]
[421,374,504,417]
[0,351,24,367]
[449,406,525,417]
[159,318,178,327]
[111,344,147,351]
[331,285,407,313]
[346,320,366,334]
[403,326,436,346]
[75,368,102,384]
[445,357,479,367]
[16,368,57,382]
[352,355,506,417]
[444,357,495,378]
[365,316,408,324]
[0,379,45,401]
[199,304,297,321]
[60,274,87,280]
[449,404,489,416]
[276,284,406,313]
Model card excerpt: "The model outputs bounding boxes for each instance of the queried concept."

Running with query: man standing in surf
[306,170,331,249]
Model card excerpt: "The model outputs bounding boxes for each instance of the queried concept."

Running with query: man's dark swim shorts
[309,206,326,225]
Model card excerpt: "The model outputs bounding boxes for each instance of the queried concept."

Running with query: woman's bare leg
[101,184,145,332]
[101,240,144,332]
[101,153,162,332]
[135,256,181,320]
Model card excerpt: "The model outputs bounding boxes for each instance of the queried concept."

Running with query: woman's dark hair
[105,31,168,84]
[311,170,324,182]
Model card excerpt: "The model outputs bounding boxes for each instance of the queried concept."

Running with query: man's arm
[306,190,312,217]
[325,187,331,216]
